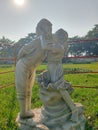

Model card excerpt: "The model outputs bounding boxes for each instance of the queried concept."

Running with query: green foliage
[0,36,14,44]
[85,24,98,39]
[68,41,98,57]
[1,24,98,61]
[0,87,19,130]
[0,63,98,129]
[67,24,98,57]
[0,37,15,62]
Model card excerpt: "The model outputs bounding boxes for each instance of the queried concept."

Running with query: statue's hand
[47,83,52,88]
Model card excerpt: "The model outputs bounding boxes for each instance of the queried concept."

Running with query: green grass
[0,63,98,129]
[63,62,98,71]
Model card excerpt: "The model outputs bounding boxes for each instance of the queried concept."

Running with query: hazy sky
[0,0,98,41]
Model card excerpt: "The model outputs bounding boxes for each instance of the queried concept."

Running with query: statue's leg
[15,61,34,118]
[26,69,36,113]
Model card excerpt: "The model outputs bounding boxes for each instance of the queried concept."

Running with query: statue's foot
[70,109,78,123]
[20,110,35,119]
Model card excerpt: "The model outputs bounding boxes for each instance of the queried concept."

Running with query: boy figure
[16,19,56,119]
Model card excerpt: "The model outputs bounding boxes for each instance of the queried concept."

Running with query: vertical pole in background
[14,43,17,66]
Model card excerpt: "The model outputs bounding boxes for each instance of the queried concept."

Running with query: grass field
[0,63,98,130]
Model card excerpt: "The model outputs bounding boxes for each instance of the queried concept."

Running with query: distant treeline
[0,24,98,64]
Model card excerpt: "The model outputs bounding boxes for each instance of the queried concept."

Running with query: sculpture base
[16,108,49,130]
[16,107,86,130]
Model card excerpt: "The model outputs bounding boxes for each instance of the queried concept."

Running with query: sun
[14,0,25,6]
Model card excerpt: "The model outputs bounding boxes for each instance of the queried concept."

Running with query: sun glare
[14,0,25,6]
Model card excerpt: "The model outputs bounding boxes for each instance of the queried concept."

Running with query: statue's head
[54,28,68,50]
[36,19,53,42]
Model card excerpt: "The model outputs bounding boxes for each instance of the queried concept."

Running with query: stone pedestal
[35,71,86,130]
[40,103,86,130]
[16,108,49,130]
[16,107,85,130]
[16,70,86,130]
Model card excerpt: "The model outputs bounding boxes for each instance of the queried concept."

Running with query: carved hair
[55,28,68,42]
[36,18,52,36]
[54,28,68,49]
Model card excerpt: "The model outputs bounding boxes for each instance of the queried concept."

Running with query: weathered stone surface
[15,19,86,130]
[16,107,86,130]
[16,108,49,130]
[15,18,54,119]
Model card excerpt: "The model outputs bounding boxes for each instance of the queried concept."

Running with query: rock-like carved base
[16,69,86,130]
[16,108,49,130]
[36,71,86,130]
[41,103,86,130]
[16,108,85,130]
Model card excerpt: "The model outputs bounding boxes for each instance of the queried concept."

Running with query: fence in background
[0,43,16,89]
[0,38,98,89]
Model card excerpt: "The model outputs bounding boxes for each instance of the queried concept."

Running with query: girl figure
[46,29,78,122]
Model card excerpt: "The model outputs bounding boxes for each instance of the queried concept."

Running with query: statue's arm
[17,46,27,61]
[60,89,75,110]
[40,36,64,52]
[17,40,36,61]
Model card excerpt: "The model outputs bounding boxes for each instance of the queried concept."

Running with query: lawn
[0,63,98,130]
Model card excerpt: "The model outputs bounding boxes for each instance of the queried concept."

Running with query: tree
[17,33,37,45]
[0,36,14,45]
[0,37,15,63]
[67,24,98,57]
[85,24,98,39]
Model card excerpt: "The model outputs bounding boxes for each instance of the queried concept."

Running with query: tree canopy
[0,24,98,63]
[67,24,98,57]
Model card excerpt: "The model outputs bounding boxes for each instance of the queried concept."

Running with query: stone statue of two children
[15,19,79,124]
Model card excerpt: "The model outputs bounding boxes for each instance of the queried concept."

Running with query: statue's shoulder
[24,37,41,49]
[33,37,41,44]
